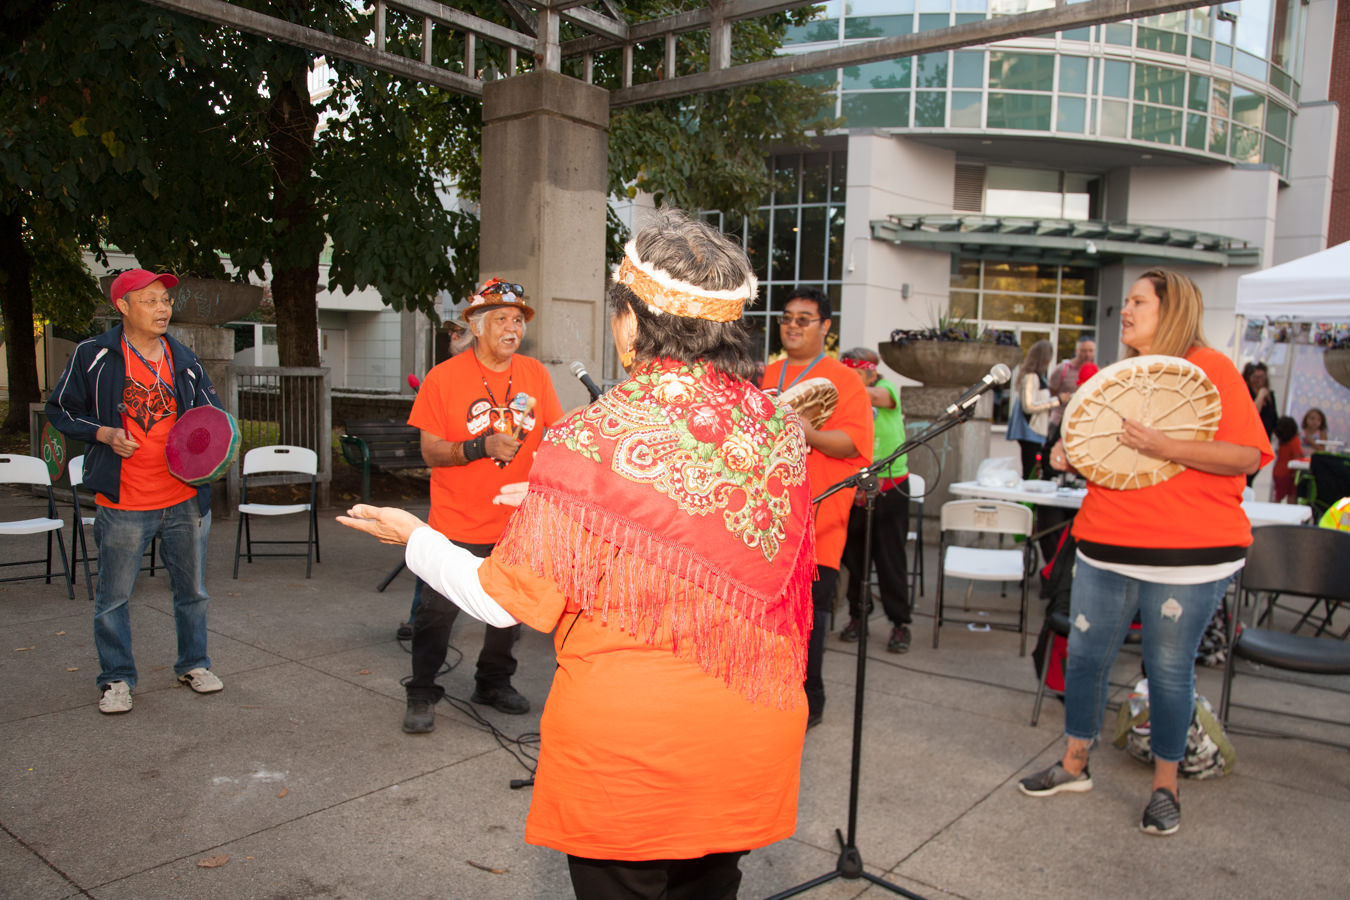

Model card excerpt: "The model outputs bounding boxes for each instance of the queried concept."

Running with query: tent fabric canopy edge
[1234,241,1350,322]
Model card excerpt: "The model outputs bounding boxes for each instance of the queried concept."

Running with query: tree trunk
[0,208,42,433]
[265,62,321,369]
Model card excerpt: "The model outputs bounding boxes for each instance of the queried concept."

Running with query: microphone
[569,361,603,401]
[407,373,421,392]
[943,363,1012,416]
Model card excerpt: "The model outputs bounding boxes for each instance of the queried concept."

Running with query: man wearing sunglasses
[401,278,563,732]
[46,269,227,715]
[761,287,872,729]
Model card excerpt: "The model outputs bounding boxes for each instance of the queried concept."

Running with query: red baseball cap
[109,269,179,302]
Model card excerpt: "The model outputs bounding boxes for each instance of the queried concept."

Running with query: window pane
[830,153,848,205]
[1060,267,1097,296]
[1059,56,1088,93]
[785,17,841,44]
[1191,37,1211,61]
[1232,87,1264,128]
[1057,96,1086,133]
[798,206,827,282]
[842,92,910,127]
[1188,74,1210,111]
[916,52,948,88]
[1105,23,1132,45]
[989,52,1054,91]
[844,15,911,38]
[1060,26,1090,42]
[950,291,978,319]
[1136,27,1186,54]
[848,0,913,13]
[1135,65,1185,106]
[916,91,946,126]
[918,12,949,30]
[771,208,798,282]
[952,258,981,289]
[1230,124,1261,162]
[951,91,982,126]
[1266,102,1291,142]
[1058,298,1098,327]
[1263,139,1286,173]
[746,213,769,282]
[953,51,984,87]
[827,205,846,279]
[1235,50,1267,80]
[983,293,1057,323]
[1211,80,1230,118]
[987,93,1052,130]
[1100,99,1128,137]
[983,261,1055,293]
[801,152,830,203]
[1102,59,1131,98]
[774,155,800,205]
[1215,43,1233,68]
[1133,105,1184,145]
[1185,112,1207,149]
[843,58,912,89]
[1209,117,1229,154]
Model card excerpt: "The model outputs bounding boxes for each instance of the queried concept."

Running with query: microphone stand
[765,391,988,900]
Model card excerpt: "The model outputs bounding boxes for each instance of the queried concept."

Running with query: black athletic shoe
[396,621,414,641]
[887,625,912,654]
[402,697,436,734]
[1140,787,1181,836]
[1017,763,1093,797]
[471,684,531,715]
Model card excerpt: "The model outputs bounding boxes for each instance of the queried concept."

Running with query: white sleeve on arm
[404,527,520,628]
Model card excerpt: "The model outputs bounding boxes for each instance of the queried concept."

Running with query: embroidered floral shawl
[494,359,815,707]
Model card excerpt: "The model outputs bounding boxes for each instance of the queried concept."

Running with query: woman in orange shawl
[341,210,814,899]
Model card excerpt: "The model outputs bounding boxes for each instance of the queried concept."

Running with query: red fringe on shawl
[495,485,817,709]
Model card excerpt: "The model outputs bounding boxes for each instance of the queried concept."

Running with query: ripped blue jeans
[1063,558,1229,763]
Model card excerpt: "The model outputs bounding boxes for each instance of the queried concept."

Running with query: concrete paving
[1,483,1347,900]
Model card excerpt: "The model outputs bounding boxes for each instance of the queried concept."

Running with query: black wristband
[463,435,487,462]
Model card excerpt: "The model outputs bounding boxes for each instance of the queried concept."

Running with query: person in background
[838,347,913,654]
[763,288,873,728]
[1242,361,1278,487]
[1045,336,1095,449]
[1025,269,1272,837]
[1271,416,1303,503]
[340,210,815,899]
[46,269,226,715]
[400,278,563,733]
[1006,339,1063,479]
[1300,407,1328,452]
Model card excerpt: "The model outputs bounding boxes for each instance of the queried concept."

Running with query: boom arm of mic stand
[811,402,979,506]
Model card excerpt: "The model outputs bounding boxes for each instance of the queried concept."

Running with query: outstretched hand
[336,504,426,546]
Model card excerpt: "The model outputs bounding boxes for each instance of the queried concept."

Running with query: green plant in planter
[889,314,1018,347]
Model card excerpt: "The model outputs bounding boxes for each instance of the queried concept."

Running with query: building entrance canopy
[872,214,1259,268]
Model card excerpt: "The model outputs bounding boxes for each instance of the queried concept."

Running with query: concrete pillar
[480,71,610,409]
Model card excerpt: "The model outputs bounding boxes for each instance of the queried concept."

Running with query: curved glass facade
[788,2,1304,177]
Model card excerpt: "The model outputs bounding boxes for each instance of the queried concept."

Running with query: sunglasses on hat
[481,281,525,297]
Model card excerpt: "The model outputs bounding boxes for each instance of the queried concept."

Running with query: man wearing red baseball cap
[46,269,228,715]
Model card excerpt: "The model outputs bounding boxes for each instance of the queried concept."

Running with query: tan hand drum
[1061,355,1221,490]
[779,377,839,429]
[165,406,242,485]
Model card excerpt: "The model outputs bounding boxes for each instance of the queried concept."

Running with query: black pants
[804,565,838,718]
[841,481,911,627]
[567,852,747,900]
[406,539,519,702]
[1018,440,1042,479]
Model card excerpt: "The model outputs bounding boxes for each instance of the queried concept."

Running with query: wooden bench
[338,420,424,503]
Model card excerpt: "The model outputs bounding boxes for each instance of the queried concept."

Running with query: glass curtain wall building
[734,0,1336,369]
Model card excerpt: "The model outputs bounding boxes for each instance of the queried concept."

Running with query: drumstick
[509,394,536,440]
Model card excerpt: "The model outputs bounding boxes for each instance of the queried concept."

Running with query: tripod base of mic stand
[762,828,929,900]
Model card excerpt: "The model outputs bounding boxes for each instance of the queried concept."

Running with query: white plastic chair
[906,473,927,599]
[933,499,1035,656]
[67,455,157,602]
[233,446,320,579]
[0,454,73,598]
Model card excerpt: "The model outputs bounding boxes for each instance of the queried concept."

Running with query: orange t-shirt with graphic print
[762,355,873,569]
[408,351,563,544]
[98,340,195,511]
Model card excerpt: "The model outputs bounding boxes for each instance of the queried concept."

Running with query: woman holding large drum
[1018,269,1272,836]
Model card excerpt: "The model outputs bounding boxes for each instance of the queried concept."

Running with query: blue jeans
[1064,559,1228,763]
[93,500,211,688]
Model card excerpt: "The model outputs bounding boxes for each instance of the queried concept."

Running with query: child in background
[1272,416,1303,503]
[1301,408,1328,451]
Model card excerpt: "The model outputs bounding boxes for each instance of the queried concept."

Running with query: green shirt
[873,379,908,479]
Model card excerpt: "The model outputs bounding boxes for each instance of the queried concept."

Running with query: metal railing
[229,366,332,510]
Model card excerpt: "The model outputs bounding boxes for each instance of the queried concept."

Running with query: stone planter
[98,275,263,324]
[880,340,1022,387]
[1325,348,1350,390]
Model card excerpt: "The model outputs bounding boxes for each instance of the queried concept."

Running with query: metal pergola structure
[143,0,1219,107]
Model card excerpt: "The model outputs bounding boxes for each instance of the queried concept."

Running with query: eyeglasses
[482,282,525,297]
[126,296,174,309]
[779,313,821,328]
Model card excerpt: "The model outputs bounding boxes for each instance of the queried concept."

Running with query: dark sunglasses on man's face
[483,282,525,296]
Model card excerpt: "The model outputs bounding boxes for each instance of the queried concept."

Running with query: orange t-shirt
[408,352,562,543]
[763,356,873,569]
[478,546,806,860]
[1073,346,1275,552]
[98,341,195,511]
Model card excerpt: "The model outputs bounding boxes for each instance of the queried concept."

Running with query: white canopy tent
[1235,241,1350,321]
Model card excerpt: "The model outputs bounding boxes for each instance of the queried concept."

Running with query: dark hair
[1274,415,1299,445]
[1302,407,1327,433]
[784,287,832,322]
[608,209,759,381]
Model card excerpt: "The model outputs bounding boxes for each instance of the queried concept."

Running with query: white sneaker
[177,667,224,693]
[99,681,133,714]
